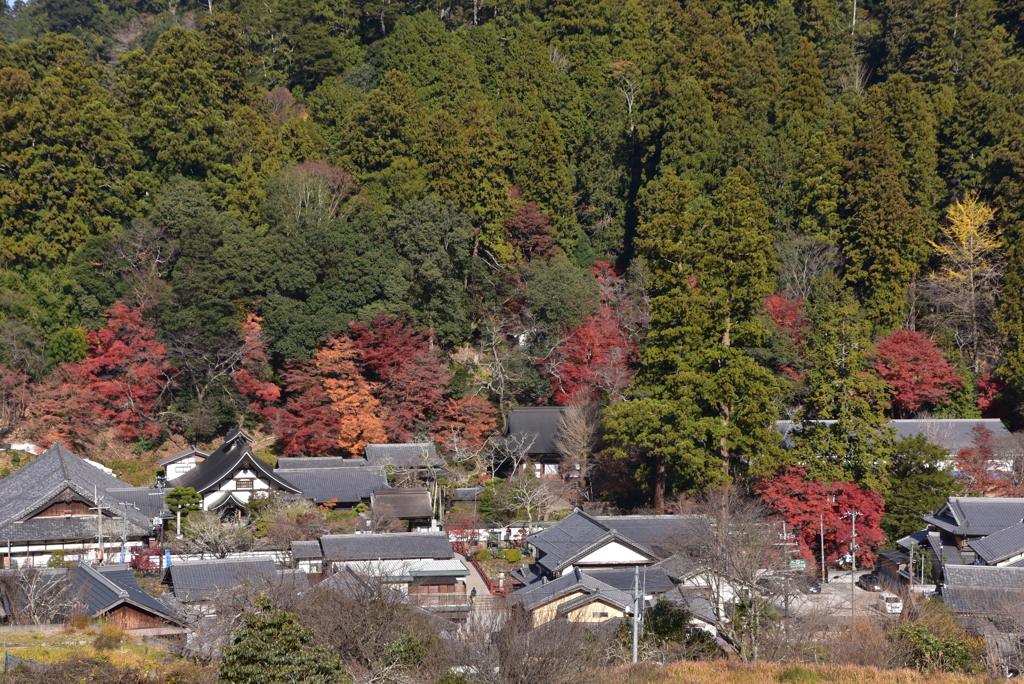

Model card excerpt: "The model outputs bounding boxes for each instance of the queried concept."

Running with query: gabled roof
[499,407,567,455]
[507,567,634,613]
[926,497,1024,537]
[71,564,176,621]
[318,532,454,562]
[970,523,1024,565]
[169,435,300,496]
[595,516,711,558]
[0,442,152,543]
[277,457,369,469]
[278,467,387,505]
[527,510,679,575]
[365,443,440,468]
[371,489,433,519]
[167,558,277,601]
[158,447,209,468]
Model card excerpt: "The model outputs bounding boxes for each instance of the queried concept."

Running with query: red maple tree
[757,466,886,568]
[270,336,386,457]
[976,372,1006,417]
[955,425,1009,496]
[350,314,451,442]
[434,394,499,450]
[765,293,808,349]
[872,329,964,416]
[231,314,281,413]
[23,365,102,451]
[73,303,176,441]
[541,263,636,404]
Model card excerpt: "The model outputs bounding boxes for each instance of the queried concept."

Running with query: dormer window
[237,479,254,490]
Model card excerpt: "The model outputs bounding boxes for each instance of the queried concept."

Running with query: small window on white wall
[174,465,190,473]
[544,463,559,475]
[237,479,254,490]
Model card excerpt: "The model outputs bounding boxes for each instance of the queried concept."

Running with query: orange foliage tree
[309,336,386,456]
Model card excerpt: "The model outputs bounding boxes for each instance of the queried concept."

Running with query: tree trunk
[653,452,666,513]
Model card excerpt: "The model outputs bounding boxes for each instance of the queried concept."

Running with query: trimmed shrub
[475,549,492,561]
[504,549,522,563]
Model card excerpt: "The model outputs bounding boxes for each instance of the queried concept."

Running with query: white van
[879,592,903,614]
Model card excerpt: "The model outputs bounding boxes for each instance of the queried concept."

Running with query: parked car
[798,576,822,594]
[878,592,903,614]
[856,574,884,592]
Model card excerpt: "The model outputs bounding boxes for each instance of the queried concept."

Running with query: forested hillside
[1,0,1022,521]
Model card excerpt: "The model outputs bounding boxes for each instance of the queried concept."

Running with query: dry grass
[2,627,172,668]
[598,660,993,684]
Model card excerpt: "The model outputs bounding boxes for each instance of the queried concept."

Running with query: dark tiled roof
[0,442,153,543]
[944,564,1024,588]
[596,515,711,558]
[896,530,929,550]
[168,558,277,600]
[452,485,484,502]
[278,467,387,505]
[583,567,675,594]
[970,523,1024,565]
[527,511,692,574]
[105,487,170,519]
[776,419,1011,453]
[364,443,439,468]
[70,564,175,620]
[96,566,174,618]
[371,489,433,519]
[927,530,965,565]
[507,567,633,613]
[170,436,299,495]
[500,407,567,455]
[943,586,1024,616]
[318,532,454,562]
[291,541,323,560]
[157,447,209,467]
[277,457,369,469]
[931,498,1024,537]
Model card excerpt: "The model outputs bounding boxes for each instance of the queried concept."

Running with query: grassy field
[2,625,177,669]
[600,660,992,684]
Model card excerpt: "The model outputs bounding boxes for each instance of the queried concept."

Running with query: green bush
[475,549,492,561]
[504,549,522,563]
[777,666,819,683]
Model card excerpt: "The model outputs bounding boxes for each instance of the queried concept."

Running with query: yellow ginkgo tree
[924,193,1004,373]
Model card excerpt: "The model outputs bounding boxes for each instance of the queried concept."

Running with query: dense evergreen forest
[2,0,1024,527]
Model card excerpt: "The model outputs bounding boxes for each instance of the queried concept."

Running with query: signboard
[790,559,807,572]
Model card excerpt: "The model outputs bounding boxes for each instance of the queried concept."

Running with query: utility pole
[91,486,105,565]
[842,510,862,617]
[631,565,640,664]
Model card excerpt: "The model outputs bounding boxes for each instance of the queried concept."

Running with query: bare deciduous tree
[170,511,255,559]
[0,568,84,625]
[776,232,840,301]
[554,400,602,497]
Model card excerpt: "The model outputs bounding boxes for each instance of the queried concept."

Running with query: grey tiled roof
[943,586,1024,615]
[371,489,433,519]
[0,442,153,543]
[364,443,439,468]
[95,566,174,618]
[318,532,454,562]
[291,541,323,560]
[896,530,929,550]
[929,497,1024,537]
[499,407,567,455]
[970,523,1024,565]
[171,435,300,495]
[277,467,387,505]
[527,511,699,574]
[105,487,171,519]
[596,515,711,557]
[277,457,369,469]
[507,567,633,613]
[68,564,175,620]
[167,558,278,600]
[583,567,675,594]
[927,530,966,565]
[776,419,1010,453]
[944,564,1024,588]
[452,485,484,501]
